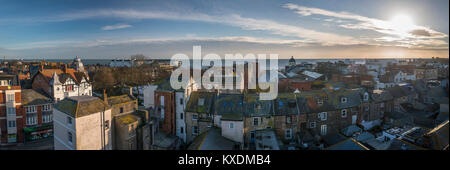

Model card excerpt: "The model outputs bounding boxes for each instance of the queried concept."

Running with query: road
[0,137,54,150]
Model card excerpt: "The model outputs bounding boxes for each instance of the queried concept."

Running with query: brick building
[21,89,54,142]
[0,74,25,145]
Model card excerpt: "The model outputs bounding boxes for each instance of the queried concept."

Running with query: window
[120,107,124,113]
[255,103,262,110]
[192,114,198,120]
[180,127,184,134]
[67,117,72,125]
[320,112,327,121]
[192,126,198,135]
[42,114,52,123]
[27,113,38,125]
[341,97,347,103]
[364,106,369,111]
[8,120,16,128]
[229,122,234,129]
[380,103,385,108]
[7,108,16,115]
[198,98,205,106]
[105,120,110,129]
[321,125,327,136]
[253,117,259,126]
[341,109,347,118]
[285,129,292,139]
[309,122,316,128]
[180,98,183,105]
[68,132,73,144]
[65,85,74,92]
[26,106,37,113]
[42,104,52,111]
[180,113,184,120]
[317,99,323,105]
[364,93,369,101]
[286,116,292,124]
[7,94,15,102]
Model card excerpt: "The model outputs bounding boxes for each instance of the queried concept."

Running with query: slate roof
[0,74,20,86]
[214,94,244,115]
[55,96,111,118]
[424,120,449,150]
[371,90,394,102]
[21,89,53,106]
[330,89,362,109]
[386,86,407,98]
[185,92,215,113]
[274,93,299,115]
[296,90,334,113]
[244,94,274,117]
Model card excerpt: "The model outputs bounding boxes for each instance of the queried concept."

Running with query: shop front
[23,124,53,142]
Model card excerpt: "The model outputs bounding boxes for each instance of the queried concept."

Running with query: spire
[52,71,61,85]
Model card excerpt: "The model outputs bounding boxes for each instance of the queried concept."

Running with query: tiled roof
[36,68,88,84]
[55,96,110,118]
[21,89,52,106]
[107,94,136,106]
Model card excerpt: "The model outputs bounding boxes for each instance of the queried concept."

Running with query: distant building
[31,59,92,102]
[53,96,112,150]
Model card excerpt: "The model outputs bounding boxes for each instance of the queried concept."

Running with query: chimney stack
[63,64,68,73]
[103,89,108,105]
[40,64,44,71]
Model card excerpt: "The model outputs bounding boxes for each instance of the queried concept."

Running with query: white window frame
[321,125,327,136]
[253,117,259,126]
[341,109,347,118]
[26,113,38,126]
[192,126,198,135]
[309,121,316,128]
[26,106,37,113]
[192,114,198,121]
[320,112,327,121]
[341,97,347,103]
[229,122,234,129]
[285,129,292,139]
[42,104,52,112]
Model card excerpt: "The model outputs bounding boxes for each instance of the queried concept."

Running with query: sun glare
[389,14,416,34]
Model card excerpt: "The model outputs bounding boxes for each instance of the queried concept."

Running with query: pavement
[0,137,54,150]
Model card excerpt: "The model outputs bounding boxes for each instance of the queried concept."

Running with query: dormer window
[317,99,323,105]
[341,97,347,103]
[198,98,205,106]
[363,93,369,101]
[341,109,347,118]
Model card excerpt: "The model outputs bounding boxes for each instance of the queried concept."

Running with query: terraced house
[243,94,275,149]
[185,91,215,143]
[214,94,245,146]
[21,89,54,142]
[53,96,112,150]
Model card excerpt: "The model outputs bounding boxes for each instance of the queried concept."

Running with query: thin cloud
[101,24,132,30]
[283,3,448,40]
[4,9,363,46]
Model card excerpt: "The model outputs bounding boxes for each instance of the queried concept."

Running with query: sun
[389,14,416,33]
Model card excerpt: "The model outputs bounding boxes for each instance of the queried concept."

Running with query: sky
[0,0,448,59]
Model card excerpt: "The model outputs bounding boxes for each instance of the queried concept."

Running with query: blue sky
[0,0,448,59]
